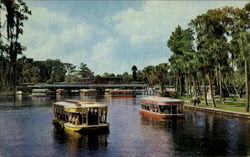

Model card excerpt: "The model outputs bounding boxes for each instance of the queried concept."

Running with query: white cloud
[109,1,247,45]
[20,7,93,62]
[91,37,117,61]
[88,37,118,74]
[18,1,248,75]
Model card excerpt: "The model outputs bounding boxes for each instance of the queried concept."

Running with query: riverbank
[183,96,246,112]
[184,104,250,119]
[181,96,250,119]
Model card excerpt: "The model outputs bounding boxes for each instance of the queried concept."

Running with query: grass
[182,96,247,113]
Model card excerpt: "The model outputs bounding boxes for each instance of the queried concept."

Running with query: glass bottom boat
[140,96,184,119]
[110,89,136,97]
[52,100,109,133]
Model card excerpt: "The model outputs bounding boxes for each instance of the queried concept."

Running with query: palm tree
[169,54,185,98]
[155,63,170,92]
[131,65,137,82]
[238,32,250,112]
[142,65,155,87]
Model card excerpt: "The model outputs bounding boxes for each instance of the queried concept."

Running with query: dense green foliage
[0,0,31,94]
[0,0,249,113]
[16,58,94,83]
[167,3,250,111]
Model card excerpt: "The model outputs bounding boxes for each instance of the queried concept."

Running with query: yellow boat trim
[54,120,109,132]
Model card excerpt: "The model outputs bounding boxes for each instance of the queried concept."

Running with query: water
[0,95,250,156]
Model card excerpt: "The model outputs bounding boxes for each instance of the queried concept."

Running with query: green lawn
[182,96,247,113]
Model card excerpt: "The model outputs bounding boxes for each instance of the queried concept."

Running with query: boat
[140,96,184,119]
[80,89,97,96]
[110,89,136,97]
[56,89,66,95]
[32,89,51,97]
[104,89,111,95]
[52,100,109,133]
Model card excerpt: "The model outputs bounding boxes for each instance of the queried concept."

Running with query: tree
[167,26,195,98]
[17,56,40,83]
[142,65,156,87]
[136,70,144,82]
[65,73,81,82]
[219,3,250,111]
[154,63,170,92]
[64,63,76,75]
[237,32,250,112]
[122,72,131,83]
[131,65,137,81]
[49,63,66,83]
[1,0,31,97]
[189,8,232,107]
[167,25,194,55]
[79,63,94,79]
[94,75,102,84]
[102,72,115,78]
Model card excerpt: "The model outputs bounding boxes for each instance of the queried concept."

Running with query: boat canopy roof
[32,89,49,92]
[54,100,107,109]
[110,89,135,93]
[80,89,96,92]
[141,96,184,106]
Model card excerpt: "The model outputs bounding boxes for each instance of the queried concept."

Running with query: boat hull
[52,119,109,133]
[140,109,184,119]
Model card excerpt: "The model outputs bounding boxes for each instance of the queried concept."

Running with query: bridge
[19,82,147,90]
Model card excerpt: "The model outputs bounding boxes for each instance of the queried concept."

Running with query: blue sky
[20,1,248,75]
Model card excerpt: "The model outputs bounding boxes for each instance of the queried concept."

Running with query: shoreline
[184,104,250,120]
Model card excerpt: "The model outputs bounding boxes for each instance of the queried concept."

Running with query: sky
[19,0,248,75]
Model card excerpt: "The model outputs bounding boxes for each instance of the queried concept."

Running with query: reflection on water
[53,128,108,151]
[1,95,250,156]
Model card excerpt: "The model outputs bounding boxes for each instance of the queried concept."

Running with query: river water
[0,95,250,157]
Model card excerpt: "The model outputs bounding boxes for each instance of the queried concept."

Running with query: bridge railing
[20,83,147,89]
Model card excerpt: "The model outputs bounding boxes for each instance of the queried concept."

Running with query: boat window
[163,106,171,114]
[100,109,107,123]
[88,108,99,125]
[65,113,69,122]
[76,113,82,125]
[172,105,177,114]
[82,113,87,124]
[99,108,106,123]
[141,104,146,109]
[159,106,164,113]
[178,105,183,113]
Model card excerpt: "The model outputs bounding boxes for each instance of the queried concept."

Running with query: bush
[159,91,178,98]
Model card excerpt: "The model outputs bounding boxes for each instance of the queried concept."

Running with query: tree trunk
[245,60,250,112]
[208,73,216,108]
[175,75,178,95]
[197,73,201,97]
[232,78,243,100]
[203,75,208,106]
[189,76,192,98]
[224,81,236,101]
[179,77,182,98]
[193,75,197,99]
[160,81,164,92]
[218,65,224,103]
[185,75,189,98]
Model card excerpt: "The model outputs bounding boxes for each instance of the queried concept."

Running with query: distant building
[82,76,123,84]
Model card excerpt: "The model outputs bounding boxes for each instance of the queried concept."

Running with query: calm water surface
[0,95,250,157]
